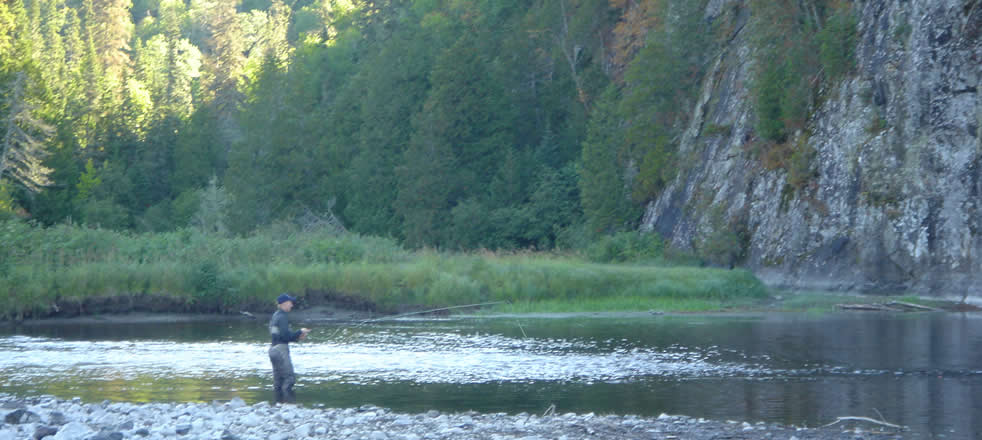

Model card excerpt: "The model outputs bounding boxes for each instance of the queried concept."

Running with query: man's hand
[299,328,311,340]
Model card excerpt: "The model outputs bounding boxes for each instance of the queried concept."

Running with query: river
[2,312,981,438]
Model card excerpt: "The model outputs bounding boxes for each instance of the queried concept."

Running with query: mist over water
[2,313,982,439]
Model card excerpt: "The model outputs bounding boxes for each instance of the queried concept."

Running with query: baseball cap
[277,293,297,304]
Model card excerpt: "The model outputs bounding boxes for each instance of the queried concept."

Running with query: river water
[1,312,981,438]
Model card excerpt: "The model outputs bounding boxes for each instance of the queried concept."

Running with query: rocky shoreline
[0,394,908,440]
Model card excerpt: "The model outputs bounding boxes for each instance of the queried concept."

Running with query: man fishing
[269,293,310,404]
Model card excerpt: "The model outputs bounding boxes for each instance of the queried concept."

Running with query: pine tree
[343,19,435,237]
[395,135,457,248]
[39,0,68,106]
[0,3,15,62]
[91,0,134,87]
[579,86,636,234]
[1,72,54,193]
[224,52,283,232]
[201,0,245,142]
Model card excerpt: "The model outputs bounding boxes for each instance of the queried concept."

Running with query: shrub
[818,4,859,79]
[188,259,229,310]
[787,137,818,190]
[696,205,749,268]
[751,0,857,159]
[586,231,665,263]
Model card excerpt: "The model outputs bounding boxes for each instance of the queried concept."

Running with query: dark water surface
[2,312,981,438]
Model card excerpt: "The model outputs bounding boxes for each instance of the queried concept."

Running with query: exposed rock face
[641,0,982,297]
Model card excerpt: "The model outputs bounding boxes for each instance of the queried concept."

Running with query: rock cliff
[640,0,981,297]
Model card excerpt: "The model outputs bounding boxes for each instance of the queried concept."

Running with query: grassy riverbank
[0,221,767,320]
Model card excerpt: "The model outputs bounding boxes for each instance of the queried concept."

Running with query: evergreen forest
[0,0,856,252]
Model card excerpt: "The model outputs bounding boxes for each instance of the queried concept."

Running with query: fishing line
[321,301,510,340]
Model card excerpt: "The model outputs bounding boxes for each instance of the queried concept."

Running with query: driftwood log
[836,301,940,312]
[820,416,906,430]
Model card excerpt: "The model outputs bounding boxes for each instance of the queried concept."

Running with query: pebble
[0,394,897,440]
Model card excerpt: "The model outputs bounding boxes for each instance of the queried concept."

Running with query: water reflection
[2,313,982,438]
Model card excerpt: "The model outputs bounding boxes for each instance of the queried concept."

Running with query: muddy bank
[2,289,381,324]
[0,394,907,440]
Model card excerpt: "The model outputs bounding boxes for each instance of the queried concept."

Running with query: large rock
[175,424,191,435]
[33,426,59,440]
[4,409,41,424]
[47,412,67,426]
[238,413,261,427]
[641,0,982,298]
[88,432,124,440]
[226,398,247,410]
[50,422,94,440]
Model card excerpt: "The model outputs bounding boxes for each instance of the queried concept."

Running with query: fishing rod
[323,301,510,339]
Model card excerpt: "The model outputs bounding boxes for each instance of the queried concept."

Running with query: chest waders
[269,343,296,403]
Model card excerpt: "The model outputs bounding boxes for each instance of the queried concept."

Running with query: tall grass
[0,221,767,319]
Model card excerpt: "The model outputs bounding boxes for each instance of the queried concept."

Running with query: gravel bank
[0,394,906,440]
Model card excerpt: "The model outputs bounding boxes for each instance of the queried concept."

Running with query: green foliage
[192,175,230,236]
[695,204,749,268]
[2,0,867,266]
[0,221,770,319]
[188,259,229,311]
[74,159,101,201]
[751,0,857,146]
[867,112,888,135]
[77,198,130,229]
[893,19,912,45]
[0,181,19,221]
[3,0,614,254]
[521,164,582,249]
[818,5,858,79]
[585,231,664,263]
[632,139,675,201]
[754,60,789,143]
[579,86,637,234]
[787,137,818,191]
[703,124,732,137]
[621,0,712,202]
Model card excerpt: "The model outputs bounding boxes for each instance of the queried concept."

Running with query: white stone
[439,427,464,436]
[191,418,207,430]
[239,413,262,427]
[292,423,313,437]
[369,431,388,440]
[52,422,95,440]
[228,398,247,409]
[0,429,15,440]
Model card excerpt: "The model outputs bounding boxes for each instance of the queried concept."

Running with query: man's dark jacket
[269,310,302,345]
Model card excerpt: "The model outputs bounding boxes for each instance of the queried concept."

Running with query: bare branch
[820,416,905,430]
